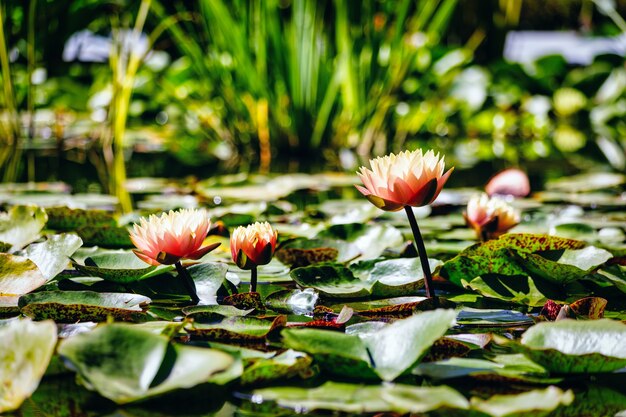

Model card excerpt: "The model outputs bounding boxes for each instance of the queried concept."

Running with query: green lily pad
[316,223,404,260]
[291,258,439,299]
[71,252,171,283]
[18,291,151,322]
[502,319,626,373]
[185,315,287,341]
[521,246,613,284]
[241,349,313,386]
[0,254,46,296]
[45,206,116,231]
[0,318,57,413]
[0,205,48,251]
[461,274,549,307]
[442,234,587,286]
[22,233,83,281]
[182,305,253,321]
[456,308,535,327]
[252,381,469,414]
[275,238,344,267]
[77,225,134,248]
[264,288,319,315]
[470,386,574,417]
[58,323,239,404]
[331,296,455,319]
[413,354,551,383]
[282,309,457,381]
[545,172,625,192]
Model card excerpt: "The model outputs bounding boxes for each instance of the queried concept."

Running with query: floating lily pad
[264,288,319,315]
[275,238,342,267]
[185,315,287,341]
[18,291,151,322]
[546,172,625,192]
[316,223,404,260]
[45,206,116,231]
[501,319,626,373]
[413,354,552,383]
[71,252,171,283]
[22,233,83,281]
[0,205,48,251]
[330,296,455,319]
[456,308,535,327]
[77,225,134,248]
[282,309,457,381]
[251,381,469,414]
[182,305,253,321]
[58,323,239,404]
[441,234,587,286]
[241,349,313,386]
[291,258,439,299]
[0,254,46,296]
[520,246,613,284]
[0,318,57,413]
[470,386,574,417]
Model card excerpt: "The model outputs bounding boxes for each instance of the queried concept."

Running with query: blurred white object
[504,31,626,65]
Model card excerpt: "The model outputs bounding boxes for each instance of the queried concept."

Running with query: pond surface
[1,170,626,417]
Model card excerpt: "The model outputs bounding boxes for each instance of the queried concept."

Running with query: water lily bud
[355,149,454,211]
[486,168,530,197]
[129,208,220,265]
[464,194,520,240]
[230,222,277,270]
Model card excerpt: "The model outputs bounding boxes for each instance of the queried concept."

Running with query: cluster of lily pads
[1,160,626,416]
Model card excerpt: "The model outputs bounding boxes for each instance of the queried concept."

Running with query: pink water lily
[355,149,454,211]
[230,222,277,270]
[130,208,219,266]
[230,222,277,293]
[464,194,520,241]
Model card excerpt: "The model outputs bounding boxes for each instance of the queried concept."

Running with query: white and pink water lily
[464,193,520,240]
[230,221,278,270]
[130,208,219,266]
[355,149,454,211]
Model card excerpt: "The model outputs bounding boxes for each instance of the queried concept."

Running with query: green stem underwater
[250,266,258,293]
[175,261,199,304]
[404,205,437,303]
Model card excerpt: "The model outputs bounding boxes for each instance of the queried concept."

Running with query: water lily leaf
[0,254,46,296]
[275,238,347,267]
[182,305,253,321]
[520,246,613,284]
[282,309,457,381]
[290,263,371,298]
[71,252,171,283]
[470,386,574,417]
[264,288,319,315]
[501,319,626,373]
[241,349,313,386]
[441,234,586,286]
[185,315,286,341]
[461,275,549,307]
[0,205,48,251]
[58,323,239,404]
[545,172,625,192]
[330,296,454,319]
[77,225,133,248]
[414,354,551,383]
[0,241,11,252]
[22,233,83,281]
[356,309,457,381]
[188,262,229,304]
[222,291,265,311]
[291,258,438,299]
[456,308,535,327]
[252,381,469,414]
[45,206,116,231]
[316,223,404,260]
[0,319,57,413]
[18,291,151,322]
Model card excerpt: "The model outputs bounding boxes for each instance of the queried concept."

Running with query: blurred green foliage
[0,0,625,184]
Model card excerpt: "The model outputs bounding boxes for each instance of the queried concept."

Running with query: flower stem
[404,206,437,302]
[250,266,258,293]
[175,261,199,304]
